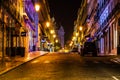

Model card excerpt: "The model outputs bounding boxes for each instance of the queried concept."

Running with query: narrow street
[0,0,120,80]
[0,53,120,80]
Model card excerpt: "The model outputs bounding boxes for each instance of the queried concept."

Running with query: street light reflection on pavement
[58,49,70,53]
[31,60,39,64]
[44,60,50,63]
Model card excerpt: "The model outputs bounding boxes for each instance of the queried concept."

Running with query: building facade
[0,0,25,59]
[0,0,52,62]
[95,0,120,55]
[73,0,87,46]
[58,25,65,49]
[75,0,120,56]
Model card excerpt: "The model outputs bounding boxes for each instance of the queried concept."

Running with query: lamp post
[50,29,54,41]
[79,26,83,45]
[69,41,73,49]
[55,39,58,51]
[33,4,40,51]
[76,32,79,44]
[46,22,50,37]
[53,34,56,52]
[72,36,76,46]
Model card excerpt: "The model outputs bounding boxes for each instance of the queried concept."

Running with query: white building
[58,25,65,48]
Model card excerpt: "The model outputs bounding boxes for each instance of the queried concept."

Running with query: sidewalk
[97,53,120,64]
[110,55,120,64]
[0,51,48,75]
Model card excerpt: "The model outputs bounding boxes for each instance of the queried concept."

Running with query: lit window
[100,6,108,26]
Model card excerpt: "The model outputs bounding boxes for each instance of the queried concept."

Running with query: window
[100,6,108,26]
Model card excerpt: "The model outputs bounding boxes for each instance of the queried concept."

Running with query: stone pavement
[110,55,120,64]
[0,51,120,75]
[0,51,48,75]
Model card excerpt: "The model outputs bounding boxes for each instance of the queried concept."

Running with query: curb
[0,52,48,75]
[110,57,120,64]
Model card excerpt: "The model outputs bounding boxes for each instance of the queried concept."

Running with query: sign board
[21,32,26,36]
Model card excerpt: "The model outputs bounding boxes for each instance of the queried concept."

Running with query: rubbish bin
[6,47,16,57]
[20,47,25,57]
[16,47,25,57]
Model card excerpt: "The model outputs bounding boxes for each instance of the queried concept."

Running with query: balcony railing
[101,2,120,28]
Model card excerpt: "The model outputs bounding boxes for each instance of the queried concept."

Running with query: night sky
[48,0,82,44]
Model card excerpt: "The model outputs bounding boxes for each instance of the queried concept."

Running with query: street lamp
[50,30,54,34]
[79,26,83,45]
[53,34,56,38]
[72,36,76,41]
[46,22,50,28]
[76,32,79,37]
[55,39,58,43]
[76,32,79,45]
[55,39,58,51]
[53,34,56,52]
[69,41,73,49]
[33,3,40,51]
[79,26,83,31]
[35,4,40,12]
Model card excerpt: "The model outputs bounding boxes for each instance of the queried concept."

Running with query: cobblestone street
[0,53,120,80]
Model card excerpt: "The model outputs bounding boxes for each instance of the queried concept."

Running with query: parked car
[81,41,97,56]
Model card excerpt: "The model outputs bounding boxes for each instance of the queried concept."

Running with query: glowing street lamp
[53,34,56,38]
[76,32,79,37]
[55,39,58,43]
[46,22,50,27]
[33,4,40,51]
[50,30,54,34]
[79,26,83,31]
[70,41,73,46]
[79,26,83,45]
[75,32,79,44]
[72,36,76,41]
[69,43,72,46]
[53,34,56,52]
[35,4,40,12]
